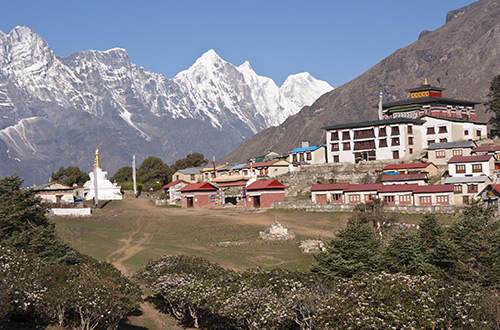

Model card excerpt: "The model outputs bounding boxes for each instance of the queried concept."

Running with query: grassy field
[52,194,455,276]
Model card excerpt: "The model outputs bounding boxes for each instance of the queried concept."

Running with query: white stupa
[83,148,122,201]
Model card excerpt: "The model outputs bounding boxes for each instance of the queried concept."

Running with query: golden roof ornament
[95,148,101,169]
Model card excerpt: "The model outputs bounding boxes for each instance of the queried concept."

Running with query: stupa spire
[95,148,101,169]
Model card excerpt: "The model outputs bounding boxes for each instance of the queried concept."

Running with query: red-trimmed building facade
[245,180,287,208]
[180,182,218,208]
[310,183,453,207]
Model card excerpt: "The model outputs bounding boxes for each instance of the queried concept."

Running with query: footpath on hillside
[106,195,183,330]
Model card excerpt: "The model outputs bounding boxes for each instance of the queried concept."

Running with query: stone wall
[272,200,455,214]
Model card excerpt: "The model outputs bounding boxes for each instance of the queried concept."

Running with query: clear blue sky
[1,0,476,87]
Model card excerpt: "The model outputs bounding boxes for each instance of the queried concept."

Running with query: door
[392,150,399,159]
[316,194,327,204]
[187,197,194,208]
[253,196,261,208]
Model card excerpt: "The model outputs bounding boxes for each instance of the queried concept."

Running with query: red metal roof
[242,160,279,169]
[491,184,500,194]
[310,183,350,192]
[379,184,419,193]
[381,173,427,182]
[162,180,188,190]
[179,182,217,192]
[413,185,454,193]
[246,179,287,190]
[344,183,384,192]
[472,145,500,153]
[383,162,433,170]
[448,154,492,163]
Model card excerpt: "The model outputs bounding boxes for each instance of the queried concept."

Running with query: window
[333,155,339,163]
[476,129,482,137]
[331,131,339,141]
[306,152,312,161]
[343,142,350,151]
[452,149,463,157]
[331,143,339,151]
[190,174,195,181]
[427,127,435,135]
[384,195,395,203]
[456,164,466,173]
[348,194,361,203]
[463,196,469,204]
[468,184,478,193]
[379,139,387,147]
[392,150,399,159]
[391,137,400,146]
[439,138,448,143]
[436,150,446,158]
[427,140,435,146]
[408,136,414,145]
[391,126,399,135]
[472,164,482,173]
[437,195,449,204]
[379,127,387,137]
[300,153,304,161]
[419,196,432,205]
[342,131,350,140]
[409,148,413,154]
[454,184,462,194]
[331,193,342,202]
[176,175,180,181]
[400,194,411,203]
[293,154,297,162]
[438,126,448,133]
[407,125,413,134]
[464,129,469,136]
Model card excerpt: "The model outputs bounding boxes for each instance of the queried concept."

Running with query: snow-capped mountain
[0,26,332,183]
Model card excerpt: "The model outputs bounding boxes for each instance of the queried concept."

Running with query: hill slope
[223,0,500,162]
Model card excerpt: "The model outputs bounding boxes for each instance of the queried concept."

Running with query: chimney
[301,140,310,148]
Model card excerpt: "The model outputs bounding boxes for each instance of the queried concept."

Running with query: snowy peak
[0,27,334,181]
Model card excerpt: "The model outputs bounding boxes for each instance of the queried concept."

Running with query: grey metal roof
[178,167,203,175]
[444,176,488,184]
[428,140,476,150]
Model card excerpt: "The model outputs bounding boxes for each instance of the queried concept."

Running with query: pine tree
[485,74,500,130]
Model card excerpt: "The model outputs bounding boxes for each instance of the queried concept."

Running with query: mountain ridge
[0,26,332,183]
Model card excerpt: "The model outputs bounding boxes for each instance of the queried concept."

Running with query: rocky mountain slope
[0,27,332,182]
[224,0,500,162]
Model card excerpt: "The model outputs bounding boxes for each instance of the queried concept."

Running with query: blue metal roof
[231,163,248,170]
[289,145,323,153]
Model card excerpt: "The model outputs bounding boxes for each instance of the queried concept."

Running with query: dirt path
[106,196,182,330]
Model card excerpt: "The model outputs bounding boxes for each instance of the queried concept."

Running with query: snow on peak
[238,60,252,71]
[196,49,223,65]
[104,47,127,53]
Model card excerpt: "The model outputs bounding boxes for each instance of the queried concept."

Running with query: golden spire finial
[424,78,428,85]
[95,148,101,169]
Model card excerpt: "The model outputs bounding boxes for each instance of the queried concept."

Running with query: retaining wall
[272,200,455,213]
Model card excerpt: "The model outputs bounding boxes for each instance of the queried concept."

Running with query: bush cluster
[136,255,492,329]
[0,175,141,329]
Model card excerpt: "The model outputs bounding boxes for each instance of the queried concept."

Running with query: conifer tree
[485,74,500,130]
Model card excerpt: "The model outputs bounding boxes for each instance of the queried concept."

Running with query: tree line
[49,152,208,191]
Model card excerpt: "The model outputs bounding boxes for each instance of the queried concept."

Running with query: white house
[444,154,494,205]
